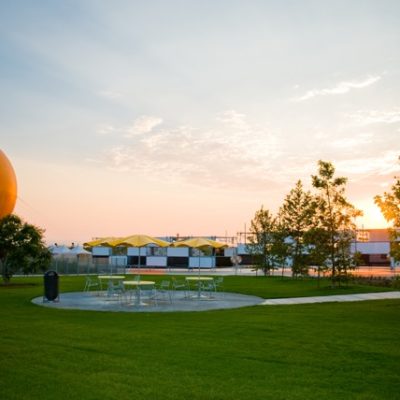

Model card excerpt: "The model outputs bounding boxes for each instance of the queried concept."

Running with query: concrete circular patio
[32,290,265,312]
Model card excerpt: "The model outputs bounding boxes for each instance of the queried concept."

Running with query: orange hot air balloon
[0,150,17,219]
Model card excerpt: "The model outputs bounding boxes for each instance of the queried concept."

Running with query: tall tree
[0,214,51,284]
[311,161,361,284]
[279,180,316,277]
[375,164,400,262]
[271,218,290,278]
[246,206,277,275]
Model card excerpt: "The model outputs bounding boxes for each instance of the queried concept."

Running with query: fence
[49,259,126,275]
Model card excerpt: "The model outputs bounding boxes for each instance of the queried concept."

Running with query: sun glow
[356,200,389,229]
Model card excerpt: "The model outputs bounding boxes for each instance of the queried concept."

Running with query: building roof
[358,229,390,242]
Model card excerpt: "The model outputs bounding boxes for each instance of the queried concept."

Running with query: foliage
[375,169,400,261]
[304,227,331,281]
[389,238,400,263]
[374,171,400,227]
[246,206,277,275]
[279,180,316,277]
[352,274,400,289]
[352,251,364,267]
[333,229,360,284]
[311,160,362,285]
[392,275,400,289]
[270,219,291,278]
[0,214,51,284]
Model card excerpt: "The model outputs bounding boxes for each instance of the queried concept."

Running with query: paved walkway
[32,290,265,313]
[32,291,400,313]
[262,291,400,305]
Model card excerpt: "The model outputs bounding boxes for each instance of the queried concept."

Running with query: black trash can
[43,270,59,302]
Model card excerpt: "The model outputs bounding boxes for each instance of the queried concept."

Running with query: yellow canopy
[83,237,122,248]
[105,234,170,248]
[172,237,228,250]
[173,237,228,275]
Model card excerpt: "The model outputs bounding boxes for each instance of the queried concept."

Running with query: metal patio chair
[84,276,100,295]
[137,283,158,306]
[156,280,172,303]
[213,276,224,297]
[200,279,216,299]
[171,277,189,299]
[107,279,125,300]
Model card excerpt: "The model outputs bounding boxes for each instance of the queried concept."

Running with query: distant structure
[351,228,391,266]
[236,228,392,267]
[0,150,17,219]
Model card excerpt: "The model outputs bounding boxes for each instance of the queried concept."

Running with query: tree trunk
[0,260,11,285]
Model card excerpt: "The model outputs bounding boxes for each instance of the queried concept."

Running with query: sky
[1,0,399,245]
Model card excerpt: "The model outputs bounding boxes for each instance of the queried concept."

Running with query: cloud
[336,151,400,176]
[348,108,400,125]
[293,75,381,102]
[96,124,116,135]
[331,133,373,149]
[92,111,399,195]
[107,146,135,171]
[99,111,282,190]
[97,90,123,100]
[94,115,163,137]
[125,115,163,137]
[217,110,248,130]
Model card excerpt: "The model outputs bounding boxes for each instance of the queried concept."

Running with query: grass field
[1,275,399,400]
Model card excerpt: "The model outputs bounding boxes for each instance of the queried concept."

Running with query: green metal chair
[156,280,172,303]
[171,277,189,299]
[84,276,100,294]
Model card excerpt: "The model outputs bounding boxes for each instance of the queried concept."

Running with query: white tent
[50,245,72,255]
[68,245,92,266]
[69,245,91,255]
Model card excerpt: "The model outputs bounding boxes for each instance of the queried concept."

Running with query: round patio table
[185,276,214,299]
[98,275,125,298]
[123,280,156,306]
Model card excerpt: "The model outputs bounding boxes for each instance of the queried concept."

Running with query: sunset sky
[1,1,399,245]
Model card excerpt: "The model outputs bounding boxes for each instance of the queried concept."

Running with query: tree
[311,161,361,285]
[304,227,331,285]
[246,206,277,275]
[270,218,291,279]
[0,214,51,284]
[375,167,400,262]
[279,180,317,277]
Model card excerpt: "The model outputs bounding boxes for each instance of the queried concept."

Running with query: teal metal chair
[171,277,189,299]
[84,276,100,294]
[200,279,216,298]
[156,280,172,303]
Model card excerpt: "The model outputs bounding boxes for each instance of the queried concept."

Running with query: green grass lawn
[1,276,399,400]
[62,274,397,299]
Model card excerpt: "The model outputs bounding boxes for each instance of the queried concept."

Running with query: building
[91,243,233,269]
[236,229,392,267]
[88,229,393,269]
[351,229,391,266]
